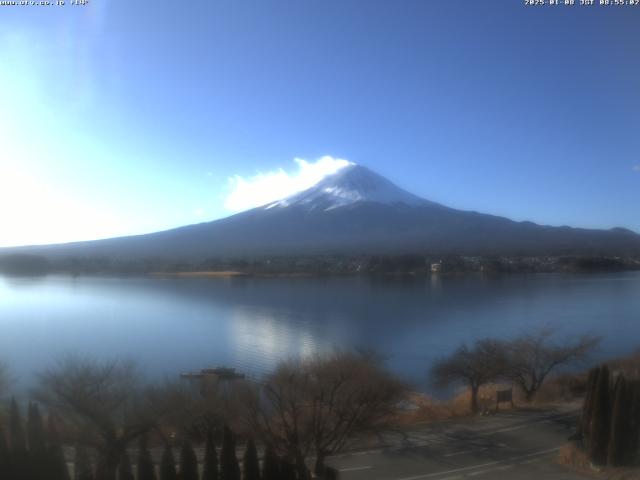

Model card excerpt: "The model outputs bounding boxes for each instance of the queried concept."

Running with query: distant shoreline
[1,253,639,277]
[150,270,317,278]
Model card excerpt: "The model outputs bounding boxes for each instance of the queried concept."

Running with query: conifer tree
[628,380,640,464]
[607,374,627,466]
[588,364,611,465]
[47,414,70,480]
[159,444,178,480]
[261,446,279,480]
[219,426,240,480]
[10,398,27,480]
[27,403,46,454]
[179,440,199,480]
[137,435,156,480]
[0,425,12,480]
[580,367,599,443]
[75,444,94,480]
[117,451,135,480]
[10,398,26,454]
[243,438,260,480]
[27,403,47,480]
[278,457,297,480]
[202,433,218,480]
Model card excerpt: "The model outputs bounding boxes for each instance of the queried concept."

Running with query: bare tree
[504,330,600,402]
[431,339,507,414]
[246,351,406,477]
[33,356,154,480]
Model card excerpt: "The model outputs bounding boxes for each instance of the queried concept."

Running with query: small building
[430,262,442,273]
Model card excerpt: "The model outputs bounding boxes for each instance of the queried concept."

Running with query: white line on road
[443,447,488,457]
[339,465,372,472]
[392,447,560,480]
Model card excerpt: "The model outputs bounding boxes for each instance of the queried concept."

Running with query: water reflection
[0,272,639,391]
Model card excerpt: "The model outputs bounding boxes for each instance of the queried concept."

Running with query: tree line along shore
[1,252,639,276]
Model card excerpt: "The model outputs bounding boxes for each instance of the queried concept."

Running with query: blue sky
[1,0,639,247]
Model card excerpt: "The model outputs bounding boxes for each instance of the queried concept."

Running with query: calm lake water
[1,272,639,391]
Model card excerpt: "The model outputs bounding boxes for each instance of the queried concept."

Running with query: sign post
[496,388,514,411]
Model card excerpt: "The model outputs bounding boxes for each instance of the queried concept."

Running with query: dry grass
[556,443,640,480]
[396,377,588,427]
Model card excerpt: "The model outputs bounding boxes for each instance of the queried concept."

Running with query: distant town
[1,252,639,277]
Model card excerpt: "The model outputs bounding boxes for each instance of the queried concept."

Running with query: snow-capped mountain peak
[264,164,429,211]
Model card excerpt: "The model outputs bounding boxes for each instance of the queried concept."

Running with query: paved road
[326,406,587,480]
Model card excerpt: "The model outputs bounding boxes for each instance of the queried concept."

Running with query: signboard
[496,388,514,411]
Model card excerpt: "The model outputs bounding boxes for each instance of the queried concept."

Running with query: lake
[1,272,639,391]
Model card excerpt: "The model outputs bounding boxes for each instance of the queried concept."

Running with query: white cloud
[223,156,354,212]
[633,165,640,172]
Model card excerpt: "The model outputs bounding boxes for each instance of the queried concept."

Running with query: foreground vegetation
[0,351,404,480]
[1,332,638,479]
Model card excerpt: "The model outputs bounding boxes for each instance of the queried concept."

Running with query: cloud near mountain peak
[224,156,354,212]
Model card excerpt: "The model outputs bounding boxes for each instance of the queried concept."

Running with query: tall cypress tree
[179,440,199,480]
[74,444,94,480]
[10,398,27,480]
[137,436,156,480]
[27,403,46,454]
[219,426,240,480]
[10,399,26,454]
[261,446,279,480]
[580,367,599,444]
[278,457,297,480]
[159,445,177,480]
[588,364,611,465]
[243,438,260,480]
[117,451,135,480]
[202,433,218,480]
[628,380,640,465]
[47,414,70,480]
[0,425,13,480]
[607,374,627,466]
[27,403,47,480]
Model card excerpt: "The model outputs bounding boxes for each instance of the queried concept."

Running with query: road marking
[339,465,372,472]
[468,464,513,476]
[443,447,488,457]
[392,447,560,480]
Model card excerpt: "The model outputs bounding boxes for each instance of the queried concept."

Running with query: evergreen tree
[628,380,640,464]
[278,457,297,480]
[27,403,47,480]
[0,425,13,480]
[580,367,599,443]
[219,426,240,480]
[47,414,71,480]
[137,436,157,480]
[9,398,26,454]
[261,446,279,480]
[179,440,199,480]
[607,374,627,466]
[10,398,27,480]
[159,445,178,480]
[588,364,611,465]
[74,444,94,480]
[117,451,135,480]
[27,403,46,454]
[201,433,218,480]
[242,438,260,480]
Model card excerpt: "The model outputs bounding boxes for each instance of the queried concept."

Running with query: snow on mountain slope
[264,164,432,211]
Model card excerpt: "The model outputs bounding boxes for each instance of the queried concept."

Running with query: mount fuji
[5,164,640,260]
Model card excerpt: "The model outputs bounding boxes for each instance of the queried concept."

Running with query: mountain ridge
[2,164,640,260]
